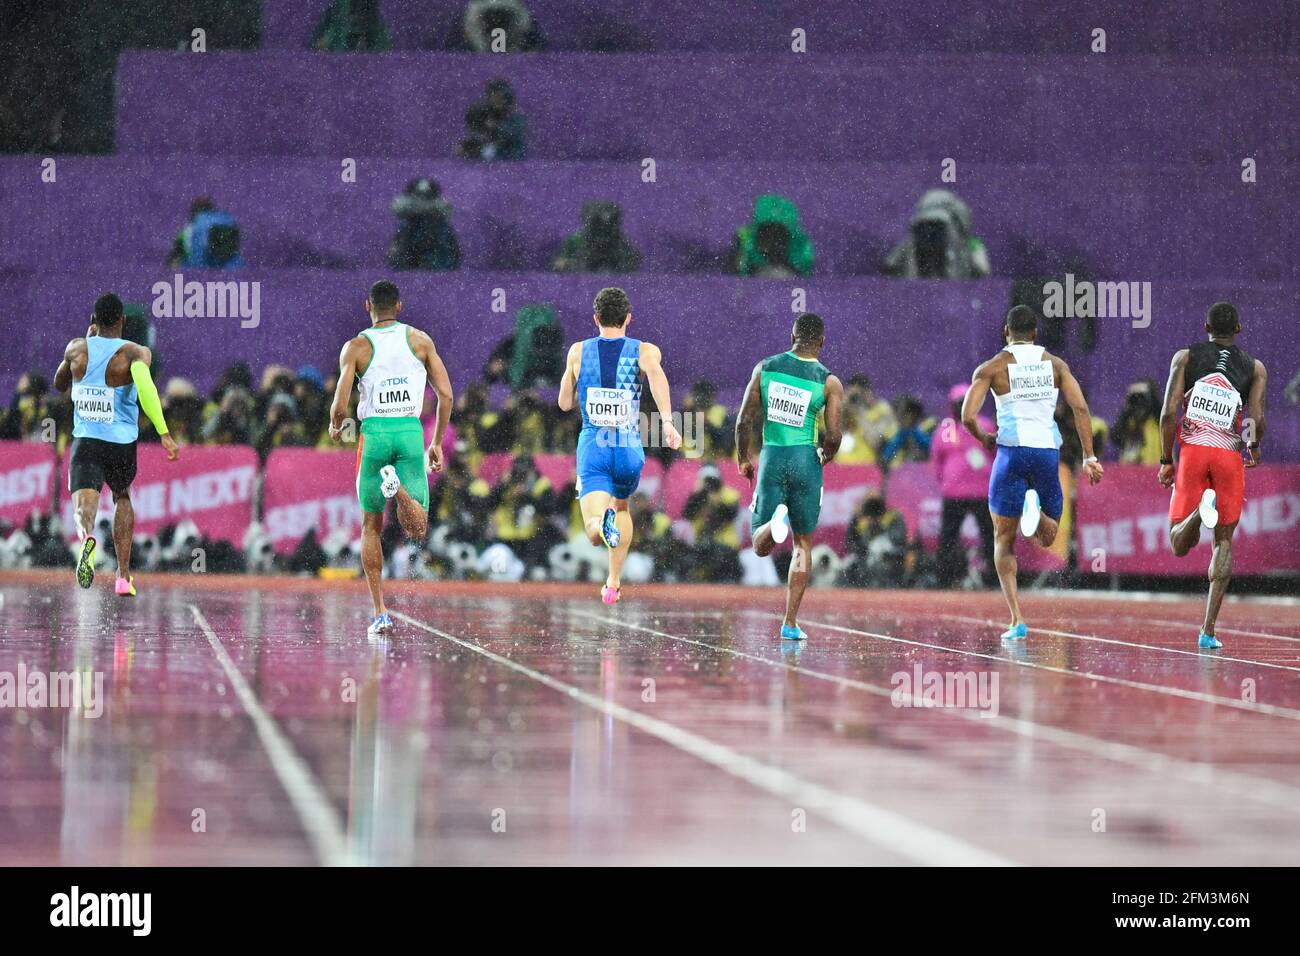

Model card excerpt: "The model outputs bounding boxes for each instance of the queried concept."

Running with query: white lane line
[189,604,351,867]
[795,618,1300,722]
[391,610,1012,867]
[938,613,1300,672]
[1109,617,1300,645]
[573,611,1300,816]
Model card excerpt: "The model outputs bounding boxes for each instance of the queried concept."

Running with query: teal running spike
[1198,632,1222,649]
[779,623,806,641]
[1001,622,1028,641]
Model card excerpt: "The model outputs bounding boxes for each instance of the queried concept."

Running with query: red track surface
[1,570,1298,865]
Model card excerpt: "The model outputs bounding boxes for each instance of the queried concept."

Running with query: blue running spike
[1198,632,1222,650]
[779,623,806,641]
[600,507,621,549]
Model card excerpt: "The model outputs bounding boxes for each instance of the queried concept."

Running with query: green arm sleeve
[130,360,169,436]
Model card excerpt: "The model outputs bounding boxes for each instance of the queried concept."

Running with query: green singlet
[752,351,829,535]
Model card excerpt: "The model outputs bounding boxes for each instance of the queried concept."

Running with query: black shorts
[68,437,138,496]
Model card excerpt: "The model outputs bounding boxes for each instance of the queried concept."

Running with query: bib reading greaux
[1186,376,1241,432]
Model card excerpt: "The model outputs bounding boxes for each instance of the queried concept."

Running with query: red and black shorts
[1169,442,1244,526]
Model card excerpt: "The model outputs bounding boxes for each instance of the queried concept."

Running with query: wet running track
[1,571,1298,865]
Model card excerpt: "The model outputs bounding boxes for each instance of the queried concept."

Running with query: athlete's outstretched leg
[1200,522,1237,648]
[74,489,100,543]
[393,486,427,541]
[360,512,387,621]
[73,488,100,588]
[606,498,633,591]
[991,513,1026,639]
[112,490,135,593]
[782,532,813,634]
[1169,509,1202,556]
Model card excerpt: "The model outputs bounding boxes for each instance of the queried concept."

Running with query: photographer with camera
[386,178,462,271]
[457,79,527,161]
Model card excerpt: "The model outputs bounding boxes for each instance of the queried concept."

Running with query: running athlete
[329,280,453,636]
[1158,302,1267,650]
[53,292,179,594]
[961,305,1104,641]
[736,313,843,642]
[557,287,681,604]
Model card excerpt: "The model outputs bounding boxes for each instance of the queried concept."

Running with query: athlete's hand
[1158,463,1175,487]
[978,432,998,454]
[738,458,755,483]
[1083,459,1104,485]
[1245,444,1261,468]
[328,423,343,443]
[427,444,444,473]
[161,434,180,461]
[661,420,682,451]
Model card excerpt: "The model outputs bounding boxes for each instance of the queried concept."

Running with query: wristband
[1159,457,1173,465]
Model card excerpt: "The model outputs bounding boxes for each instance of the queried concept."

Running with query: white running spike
[1198,489,1219,529]
[770,504,790,544]
[1019,489,1042,537]
[379,465,400,500]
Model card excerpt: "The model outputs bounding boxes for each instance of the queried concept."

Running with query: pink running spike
[115,577,136,597]
[601,586,620,605]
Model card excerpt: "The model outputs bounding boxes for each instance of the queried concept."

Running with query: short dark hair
[793,312,824,345]
[593,287,631,327]
[1006,304,1038,337]
[94,292,124,327]
[368,279,401,313]
[1207,301,1239,335]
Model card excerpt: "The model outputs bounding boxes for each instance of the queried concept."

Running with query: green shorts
[356,417,429,515]
[751,444,823,535]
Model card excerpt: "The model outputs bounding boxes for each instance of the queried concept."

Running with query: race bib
[1007,361,1056,403]
[767,381,813,428]
[586,387,634,428]
[1185,376,1240,431]
[72,384,115,424]
[371,375,419,417]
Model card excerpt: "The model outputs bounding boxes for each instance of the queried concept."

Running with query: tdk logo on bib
[73,385,115,423]
[377,377,413,407]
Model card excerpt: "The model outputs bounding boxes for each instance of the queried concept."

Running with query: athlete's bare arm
[557,342,582,412]
[735,363,764,481]
[1051,354,1103,484]
[408,328,454,472]
[1158,349,1189,486]
[819,374,845,465]
[329,336,367,440]
[1245,359,1268,467]
[961,357,999,452]
[53,338,86,393]
[638,342,681,449]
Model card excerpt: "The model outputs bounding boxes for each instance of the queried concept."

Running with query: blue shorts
[576,429,644,501]
[989,445,1063,520]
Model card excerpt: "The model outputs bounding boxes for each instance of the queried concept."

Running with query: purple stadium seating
[262,1,1300,54]
[115,51,1300,163]
[4,158,1297,280]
